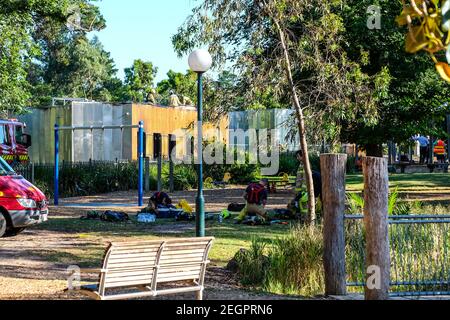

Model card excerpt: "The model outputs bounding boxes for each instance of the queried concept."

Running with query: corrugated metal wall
[228,109,299,151]
[71,102,132,162]
[19,107,72,164]
[18,102,230,163]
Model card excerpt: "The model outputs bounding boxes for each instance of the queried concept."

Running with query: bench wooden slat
[106,270,155,278]
[159,257,204,265]
[107,256,159,264]
[158,266,201,274]
[160,252,205,259]
[157,249,206,256]
[105,274,154,284]
[164,242,208,251]
[105,279,153,288]
[157,272,200,281]
[105,262,157,269]
[109,247,161,254]
[111,244,163,250]
[157,275,199,282]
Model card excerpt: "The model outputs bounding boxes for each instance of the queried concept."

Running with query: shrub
[346,188,422,215]
[34,180,52,199]
[233,225,325,297]
[233,238,268,286]
[278,153,299,175]
[265,226,324,296]
[167,165,197,191]
[33,161,139,198]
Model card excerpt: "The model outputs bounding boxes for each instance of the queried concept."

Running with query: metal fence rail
[345,214,450,297]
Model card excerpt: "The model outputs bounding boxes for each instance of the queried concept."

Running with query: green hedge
[33,161,139,198]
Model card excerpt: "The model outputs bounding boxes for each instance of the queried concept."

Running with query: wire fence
[345,214,450,297]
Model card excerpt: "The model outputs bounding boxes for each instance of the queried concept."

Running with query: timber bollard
[320,154,347,296]
[363,156,390,300]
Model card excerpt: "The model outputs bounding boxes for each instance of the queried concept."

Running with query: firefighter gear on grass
[176,199,193,214]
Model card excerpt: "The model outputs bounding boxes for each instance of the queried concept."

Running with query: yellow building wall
[131,104,228,160]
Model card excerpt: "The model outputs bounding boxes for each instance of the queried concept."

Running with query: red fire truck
[0,119,31,164]
[0,120,48,237]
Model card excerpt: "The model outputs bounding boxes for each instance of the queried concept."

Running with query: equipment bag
[100,211,129,222]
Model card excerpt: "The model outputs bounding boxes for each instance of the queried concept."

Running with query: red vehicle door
[0,123,14,163]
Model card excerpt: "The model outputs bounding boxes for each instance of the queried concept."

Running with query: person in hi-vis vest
[434,139,447,163]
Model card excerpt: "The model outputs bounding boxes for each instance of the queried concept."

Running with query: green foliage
[124,59,158,102]
[166,165,197,191]
[0,4,34,113]
[233,226,324,296]
[156,69,197,106]
[33,180,52,200]
[265,226,324,296]
[347,192,365,214]
[346,189,423,215]
[233,238,268,286]
[173,0,383,147]
[34,162,139,198]
[0,0,124,110]
[278,153,299,176]
[39,36,119,103]
[340,0,450,154]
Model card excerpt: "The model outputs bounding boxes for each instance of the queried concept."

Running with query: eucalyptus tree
[124,60,158,103]
[0,0,122,109]
[339,0,450,155]
[173,0,387,223]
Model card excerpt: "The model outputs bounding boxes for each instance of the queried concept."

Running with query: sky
[92,0,198,83]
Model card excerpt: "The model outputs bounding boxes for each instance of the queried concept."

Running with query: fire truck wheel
[0,213,6,237]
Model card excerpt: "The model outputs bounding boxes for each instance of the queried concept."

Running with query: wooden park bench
[67,237,214,300]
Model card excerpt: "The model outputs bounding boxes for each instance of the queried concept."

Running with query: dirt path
[0,187,306,300]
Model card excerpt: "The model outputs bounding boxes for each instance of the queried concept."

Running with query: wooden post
[363,157,390,300]
[320,154,347,296]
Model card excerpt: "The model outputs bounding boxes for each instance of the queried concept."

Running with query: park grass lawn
[34,215,291,268]
[346,173,450,192]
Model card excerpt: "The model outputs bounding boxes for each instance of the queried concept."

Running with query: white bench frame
[68,237,214,300]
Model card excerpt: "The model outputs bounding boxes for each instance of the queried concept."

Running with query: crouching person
[148,191,174,211]
[236,179,269,224]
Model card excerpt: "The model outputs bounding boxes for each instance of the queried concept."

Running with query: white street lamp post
[188,49,212,237]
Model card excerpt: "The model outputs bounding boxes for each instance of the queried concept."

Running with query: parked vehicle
[0,156,48,237]
[0,119,32,165]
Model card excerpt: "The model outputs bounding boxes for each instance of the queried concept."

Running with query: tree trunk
[273,19,316,224]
